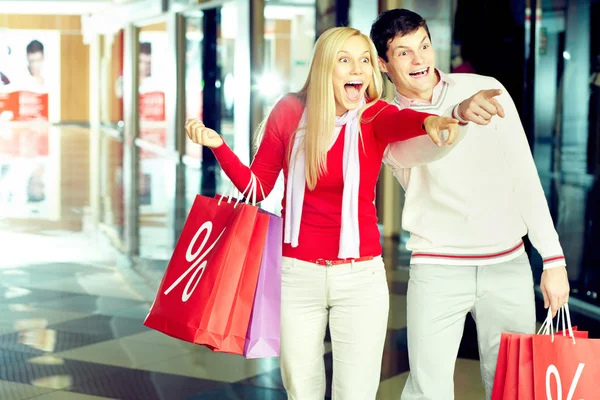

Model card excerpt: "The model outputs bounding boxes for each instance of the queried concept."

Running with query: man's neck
[395,70,441,103]
[396,88,434,103]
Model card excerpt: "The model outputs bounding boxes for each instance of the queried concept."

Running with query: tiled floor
[0,226,488,400]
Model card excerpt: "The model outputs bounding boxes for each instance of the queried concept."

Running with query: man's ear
[378,56,388,73]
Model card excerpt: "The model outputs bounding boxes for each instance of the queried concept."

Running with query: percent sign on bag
[545,363,585,400]
[163,221,226,302]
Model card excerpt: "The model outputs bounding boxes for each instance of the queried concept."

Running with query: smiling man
[370,8,570,400]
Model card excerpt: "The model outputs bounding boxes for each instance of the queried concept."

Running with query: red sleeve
[368,100,435,144]
[212,94,303,201]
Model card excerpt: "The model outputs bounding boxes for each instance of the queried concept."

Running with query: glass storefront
[98,30,125,247]
[259,1,315,215]
[134,19,178,260]
[183,5,238,214]
[533,0,600,307]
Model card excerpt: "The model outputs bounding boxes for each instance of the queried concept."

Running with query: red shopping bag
[492,332,512,400]
[532,334,600,399]
[519,328,588,400]
[492,327,589,400]
[215,210,270,354]
[517,335,534,400]
[144,194,258,348]
[501,334,521,400]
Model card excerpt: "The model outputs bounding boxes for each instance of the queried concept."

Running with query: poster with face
[0,30,61,122]
[0,30,61,220]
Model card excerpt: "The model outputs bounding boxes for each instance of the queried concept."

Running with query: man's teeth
[410,68,428,76]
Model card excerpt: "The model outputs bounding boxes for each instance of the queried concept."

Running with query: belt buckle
[316,259,333,267]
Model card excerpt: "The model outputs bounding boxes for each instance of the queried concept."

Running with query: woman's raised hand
[185,118,224,148]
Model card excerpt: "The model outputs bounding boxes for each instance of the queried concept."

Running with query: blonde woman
[186,27,458,399]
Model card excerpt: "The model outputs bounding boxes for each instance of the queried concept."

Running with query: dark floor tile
[33,294,146,314]
[0,356,123,390]
[0,329,114,354]
[381,328,410,378]
[388,281,408,296]
[68,368,225,400]
[48,314,148,338]
[238,353,334,397]
[188,383,287,400]
[237,368,284,390]
[243,328,411,394]
[0,349,37,367]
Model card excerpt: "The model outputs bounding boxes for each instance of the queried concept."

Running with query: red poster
[0,91,49,121]
[139,91,165,121]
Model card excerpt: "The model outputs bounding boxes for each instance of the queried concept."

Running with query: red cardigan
[213,94,432,262]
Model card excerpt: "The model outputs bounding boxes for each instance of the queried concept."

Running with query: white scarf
[284,98,365,259]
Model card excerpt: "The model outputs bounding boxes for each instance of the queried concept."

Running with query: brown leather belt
[311,256,375,267]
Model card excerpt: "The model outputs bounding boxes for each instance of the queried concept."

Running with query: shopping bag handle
[218,173,267,208]
[537,304,575,344]
[219,177,251,206]
[219,173,259,207]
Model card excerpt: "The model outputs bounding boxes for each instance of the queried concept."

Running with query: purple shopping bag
[243,211,282,359]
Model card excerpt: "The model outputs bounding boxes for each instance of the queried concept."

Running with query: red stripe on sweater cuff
[543,255,566,264]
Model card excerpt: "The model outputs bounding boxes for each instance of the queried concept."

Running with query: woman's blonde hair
[255,27,383,190]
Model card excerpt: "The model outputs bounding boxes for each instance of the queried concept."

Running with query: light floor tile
[52,337,192,368]
[0,381,54,400]
[139,347,281,383]
[21,275,146,302]
[376,358,486,400]
[121,330,205,353]
[0,307,88,328]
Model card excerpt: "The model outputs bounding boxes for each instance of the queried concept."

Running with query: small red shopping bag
[215,210,270,354]
[144,194,258,348]
[532,333,600,399]
[492,327,589,400]
[518,328,588,400]
[492,332,512,400]
[501,334,521,400]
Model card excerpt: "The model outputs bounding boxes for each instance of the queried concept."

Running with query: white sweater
[384,72,565,269]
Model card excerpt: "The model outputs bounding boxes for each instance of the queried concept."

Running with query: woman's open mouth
[344,81,363,101]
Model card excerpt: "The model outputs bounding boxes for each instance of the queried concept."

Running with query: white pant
[280,256,390,400]
[402,253,536,400]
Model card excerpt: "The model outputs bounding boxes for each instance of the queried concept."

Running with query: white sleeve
[383,103,469,170]
[496,80,565,269]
